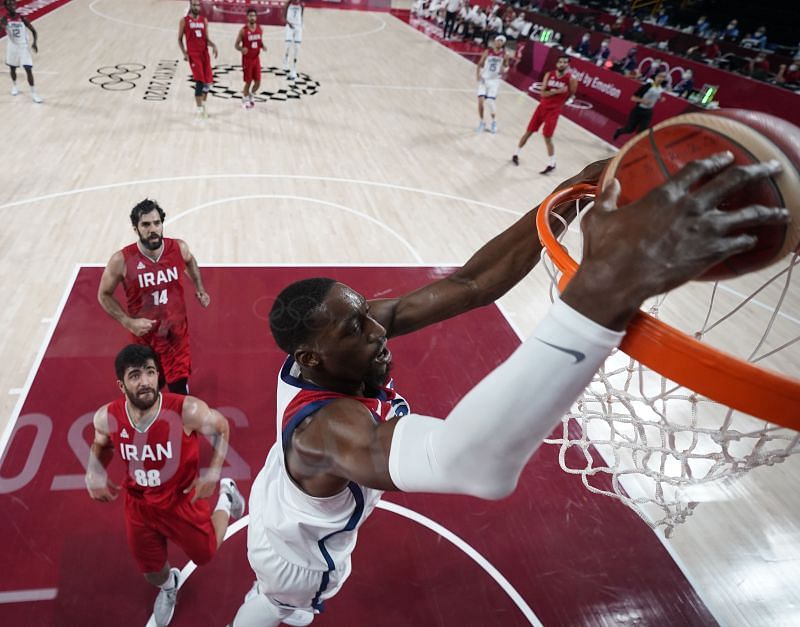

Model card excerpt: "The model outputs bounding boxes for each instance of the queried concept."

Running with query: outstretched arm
[177,239,210,307]
[288,155,788,499]
[182,396,230,501]
[368,159,609,338]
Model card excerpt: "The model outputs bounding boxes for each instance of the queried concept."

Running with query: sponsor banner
[1,0,72,38]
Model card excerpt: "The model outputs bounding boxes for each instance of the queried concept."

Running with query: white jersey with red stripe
[248,356,410,574]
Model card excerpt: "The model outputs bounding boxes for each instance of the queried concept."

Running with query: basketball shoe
[11,83,19,96]
[153,567,180,627]
[220,478,246,519]
[475,120,485,132]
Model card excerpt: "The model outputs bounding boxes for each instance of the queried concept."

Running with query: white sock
[513,149,520,157]
[215,489,232,516]
[160,570,177,590]
[548,155,556,167]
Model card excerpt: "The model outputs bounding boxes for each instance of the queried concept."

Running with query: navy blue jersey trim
[311,482,365,611]
[282,399,337,448]
[280,356,326,391]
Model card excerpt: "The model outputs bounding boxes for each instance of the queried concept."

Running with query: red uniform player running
[98,198,211,396]
[512,54,577,174]
[235,8,267,109]
[178,0,218,118]
[86,344,245,627]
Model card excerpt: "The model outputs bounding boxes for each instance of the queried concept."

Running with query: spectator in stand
[654,9,669,26]
[687,37,721,63]
[776,63,800,86]
[610,15,625,36]
[442,0,462,40]
[575,32,591,57]
[484,11,503,47]
[463,4,479,39]
[741,26,768,50]
[625,18,646,42]
[673,69,694,98]
[506,13,525,42]
[746,52,771,80]
[593,38,611,66]
[617,47,639,78]
[721,19,739,42]
[694,15,710,37]
[456,2,469,38]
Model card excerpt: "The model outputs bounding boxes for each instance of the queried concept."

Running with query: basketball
[600,110,800,280]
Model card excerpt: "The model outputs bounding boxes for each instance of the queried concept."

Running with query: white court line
[0,588,58,604]
[0,265,80,461]
[377,500,540,625]
[0,173,523,216]
[168,193,425,263]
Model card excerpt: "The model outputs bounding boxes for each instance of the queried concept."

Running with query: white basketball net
[541,200,800,537]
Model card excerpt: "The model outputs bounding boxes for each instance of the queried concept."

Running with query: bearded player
[98,199,211,396]
[86,344,245,626]
[512,54,577,174]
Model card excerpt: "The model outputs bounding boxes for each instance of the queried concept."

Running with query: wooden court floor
[1,1,799,625]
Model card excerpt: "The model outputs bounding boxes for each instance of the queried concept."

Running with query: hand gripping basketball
[537,152,800,427]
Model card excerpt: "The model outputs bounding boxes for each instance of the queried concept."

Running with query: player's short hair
[558,54,570,61]
[130,199,166,227]
[269,278,337,354]
[115,344,159,380]
[247,7,257,14]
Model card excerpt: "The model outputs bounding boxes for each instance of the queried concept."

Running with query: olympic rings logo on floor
[89,64,147,91]
[194,64,321,102]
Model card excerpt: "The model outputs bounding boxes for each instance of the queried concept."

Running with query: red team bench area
[0,267,715,626]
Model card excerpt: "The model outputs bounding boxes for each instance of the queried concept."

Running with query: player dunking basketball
[229,153,787,627]
[2,0,42,102]
[235,8,266,109]
[475,34,510,134]
[512,54,577,174]
[98,199,211,396]
[178,0,218,119]
[283,0,303,81]
[86,345,246,627]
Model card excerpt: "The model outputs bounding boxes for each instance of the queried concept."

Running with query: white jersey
[481,51,506,80]
[5,16,30,48]
[250,357,410,571]
[286,3,303,27]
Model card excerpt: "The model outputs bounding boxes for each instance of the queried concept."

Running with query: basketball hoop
[537,184,800,535]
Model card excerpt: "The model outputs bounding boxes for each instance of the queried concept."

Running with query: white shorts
[247,524,352,611]
[477,78,500,99]
[285,25,303,43]
[5,43,33,68]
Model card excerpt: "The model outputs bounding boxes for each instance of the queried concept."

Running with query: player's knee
[194,81,204,96]
[189,542,217,566]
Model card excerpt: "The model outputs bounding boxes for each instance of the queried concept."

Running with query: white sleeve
[388,297,623,499]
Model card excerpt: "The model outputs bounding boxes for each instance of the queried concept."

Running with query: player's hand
[183,52,189,62]
[184,473,217,503]
[85,474,120,502]
[212,44,219,59]
[196,290,211,308]
[563,153,789,330]
[126,317,157,336]
[32,43,38,54]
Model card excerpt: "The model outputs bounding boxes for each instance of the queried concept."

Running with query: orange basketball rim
[536,183,800,430]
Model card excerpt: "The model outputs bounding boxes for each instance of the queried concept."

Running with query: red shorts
[124,491,216,573]
[188,49,213,84]
[242,56,261,83]
[134,319,191,384]
[526,104,562,137]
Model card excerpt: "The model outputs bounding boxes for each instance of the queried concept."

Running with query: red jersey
[107,393,198,508]
[121,238,187,337]
[541,69,573,109]
[241,24,263,59]
[184,15,209,55]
